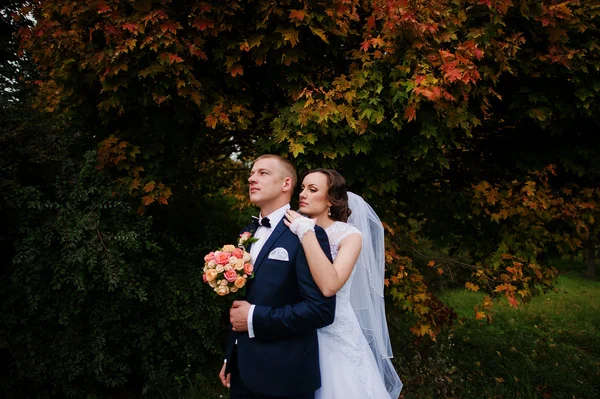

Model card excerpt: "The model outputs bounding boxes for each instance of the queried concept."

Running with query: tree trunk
[586,242,596,279]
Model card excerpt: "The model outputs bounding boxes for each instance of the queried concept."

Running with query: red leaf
[142,195,154,206]
[367,16,376,30]
[193,18,214,31]
[160,21,180,34]
[360,39,371,52]
[405,104,416,121]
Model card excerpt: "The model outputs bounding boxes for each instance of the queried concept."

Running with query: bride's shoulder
[333,221,362,238]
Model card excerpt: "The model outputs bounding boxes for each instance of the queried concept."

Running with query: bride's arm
[285,211,362,297]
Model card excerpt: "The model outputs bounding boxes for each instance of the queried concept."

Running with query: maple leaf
[229,64,244,77]
[193,18,214,31]
[475,311,486,320]
[159,21,180,35]
[142,195,154,206]
[289,9,305,21]
[360,39,371,52]
[465,282,480,292]
[143,181,155,193]
[205,114,218,128]
[367,16,376,30]
[168,53,183,63]
[427,260,435,267]
[405,104,416,121]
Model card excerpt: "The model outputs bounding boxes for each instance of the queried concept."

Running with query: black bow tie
[252,216,271,229]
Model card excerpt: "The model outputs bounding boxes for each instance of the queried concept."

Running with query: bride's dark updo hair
[303,168,351,222]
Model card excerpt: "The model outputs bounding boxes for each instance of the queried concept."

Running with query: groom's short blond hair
[254,154,297,187]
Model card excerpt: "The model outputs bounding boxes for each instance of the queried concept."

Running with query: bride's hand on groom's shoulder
[284,210,316,242]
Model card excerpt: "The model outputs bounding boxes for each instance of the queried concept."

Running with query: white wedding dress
[315,221,392,399]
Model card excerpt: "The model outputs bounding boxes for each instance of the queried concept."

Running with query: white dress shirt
[246,203,291,338]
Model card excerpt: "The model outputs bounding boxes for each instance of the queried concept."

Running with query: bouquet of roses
[203,231,257,296]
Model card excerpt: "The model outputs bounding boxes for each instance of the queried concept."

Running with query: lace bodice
[324,221,362,299]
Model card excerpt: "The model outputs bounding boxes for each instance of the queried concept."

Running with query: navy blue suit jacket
[225,218,335,397]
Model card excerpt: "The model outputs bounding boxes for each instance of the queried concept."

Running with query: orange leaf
[158,196,169,205]
[465,282,480,292]
[229,64,244,77]
[427,260,435,267]
[143,181,155,193]
[475,311,485,320]
[384,278,390,287]
[142,195,154,206]
[289,9,305,21]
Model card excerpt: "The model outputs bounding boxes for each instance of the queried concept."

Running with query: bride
[284,169,402,399]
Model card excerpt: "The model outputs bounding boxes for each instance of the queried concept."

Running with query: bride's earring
[328,207,332,216]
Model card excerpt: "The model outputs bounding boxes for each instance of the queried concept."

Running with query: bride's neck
[315,213,335,229]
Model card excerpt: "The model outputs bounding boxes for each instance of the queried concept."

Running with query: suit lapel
[253,219,287,275]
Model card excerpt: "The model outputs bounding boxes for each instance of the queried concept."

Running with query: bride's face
[298,172,332,218]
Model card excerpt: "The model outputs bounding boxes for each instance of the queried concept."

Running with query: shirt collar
[259,203,291,229]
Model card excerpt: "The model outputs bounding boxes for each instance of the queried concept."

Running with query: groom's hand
[230,300,251,332]
[219,362,230,388]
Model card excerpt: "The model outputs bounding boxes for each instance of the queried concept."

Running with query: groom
[220,154,335,398]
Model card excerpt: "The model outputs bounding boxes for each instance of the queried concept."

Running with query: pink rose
[240,232,252,242]
[232,248,244,259]
[214,251,230,265]
[228,256,238,264]
[207,260,216,268]
[224,269,238,283]
[204,252,215,262]
[224,265,233,272]
[234,276,246,289]
[202,273,207,282]
[244,263,254,276]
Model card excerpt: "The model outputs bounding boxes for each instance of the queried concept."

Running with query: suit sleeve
[251,226,336,337]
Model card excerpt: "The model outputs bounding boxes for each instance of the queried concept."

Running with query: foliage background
[1,0,599,397]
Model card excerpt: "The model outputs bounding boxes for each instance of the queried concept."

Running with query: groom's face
[248,158,287,207]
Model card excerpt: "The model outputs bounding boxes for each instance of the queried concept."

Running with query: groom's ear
[281,176,293,193]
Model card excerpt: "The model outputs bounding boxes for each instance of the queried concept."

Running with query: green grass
[395,263,600,399]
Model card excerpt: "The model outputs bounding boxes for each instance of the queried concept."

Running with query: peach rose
[232,248,244,259]
[209,279,217,288]
[207,260,216,268]
[204,252,215,262]
[228,256,238,264]
[232,258,245,271]
[224,269,238,283]
[220,279,228,286]
[244,263,254,276]
[243,252,251,262]
[214,251,230,265]
[239,231,252,242]
[224,265,233,272]
[230,286,239,293]
[234,276,246,289]
[215,264,224,273]
[222,244,236,253]
[215,285,229,296]
[205,269,218,282]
